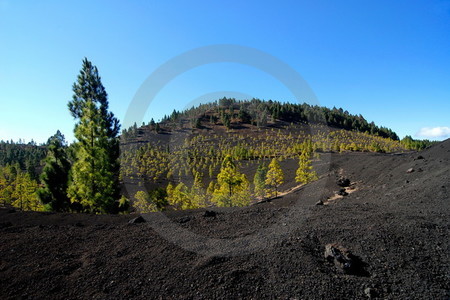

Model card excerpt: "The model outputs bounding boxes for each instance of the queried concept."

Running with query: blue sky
[1,0,449,143]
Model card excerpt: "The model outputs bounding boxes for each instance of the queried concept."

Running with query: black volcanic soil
[1,140,449,299]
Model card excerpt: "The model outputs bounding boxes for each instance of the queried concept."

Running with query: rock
[406,168,414,173]
[178,216,191,223]
[128,216,146,224]
[203,210,217,217]
[416,155,424,160]
[315,200,324,206]
[337,177,351,187]
[337,188,348,196]
[364,287,378,298]
[324,243,355,274]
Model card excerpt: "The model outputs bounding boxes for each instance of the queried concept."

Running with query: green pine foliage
[67,58,121,213]
[0,164,43,211]
[253,162,268,198]
[400,135,438,150]
[0,140,46,177]
[295,151,318,184]
[265,158,284,198]
[212,155,250,207]
[37,131,71,211]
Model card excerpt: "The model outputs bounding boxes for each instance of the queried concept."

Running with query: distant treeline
[125,98,400,141]
[0,140,47,177]
[400,135,438,150]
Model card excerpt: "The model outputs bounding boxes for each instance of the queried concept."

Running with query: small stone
[337,177,351,187]
[364,287,377,298]
[337,188,348,196]
[324,243,354,273]
[128,216,146,224]
[315,200,324,206]
[178,216,191,223]
[203,210,216,217]
[406,168,414,173]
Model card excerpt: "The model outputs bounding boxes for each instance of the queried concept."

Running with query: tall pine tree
[67,58,121,213]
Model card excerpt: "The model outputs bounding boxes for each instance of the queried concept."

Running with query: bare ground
[1,140,449,299]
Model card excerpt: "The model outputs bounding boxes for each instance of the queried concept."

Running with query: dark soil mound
[1,140,449,299]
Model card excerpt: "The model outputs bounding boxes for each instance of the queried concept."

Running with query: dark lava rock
[128,216,146,224]
[416,155,425,160]
[324,243,368,276]
[178,216,191,223]
[203,210,217,217]
[337,177,351,187]
[364,287,379,298]
[337,188,348,196]
[325,243,353,273]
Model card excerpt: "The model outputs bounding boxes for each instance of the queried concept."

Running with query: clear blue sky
[1,0,449,144]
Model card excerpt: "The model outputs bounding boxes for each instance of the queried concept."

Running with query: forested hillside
[0,97,437,213]
[118,98,436,213]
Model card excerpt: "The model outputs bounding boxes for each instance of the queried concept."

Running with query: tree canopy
[67,58,121,213]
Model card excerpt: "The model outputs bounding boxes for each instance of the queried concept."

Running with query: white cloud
[415,126,450,139]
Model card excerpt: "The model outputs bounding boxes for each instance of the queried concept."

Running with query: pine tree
[67,58,121,213]
[11,172,43,211]
[265,158,284,198]
[295,151,318,184]
[133,191,157,213]
[37,131,71,211]
[253,162,268,198]
[212,155,249,207]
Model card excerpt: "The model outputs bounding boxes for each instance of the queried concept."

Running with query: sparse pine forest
[0,74,439,213]
[118,98,437,213]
